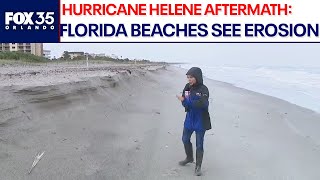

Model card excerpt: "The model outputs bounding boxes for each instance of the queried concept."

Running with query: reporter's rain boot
[179,143,194,166]
[194,150,203,176]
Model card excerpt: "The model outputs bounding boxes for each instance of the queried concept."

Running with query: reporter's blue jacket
[182,67,212,132]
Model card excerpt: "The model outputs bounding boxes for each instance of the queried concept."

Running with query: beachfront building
[0,43,43,57]
[89,53,106,58]
[65,51,85,59]
[43,50,51,59]
[62,51,108,60]
[110,54,118,59]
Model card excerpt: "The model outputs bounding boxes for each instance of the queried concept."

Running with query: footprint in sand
[162,168,180,177]
[85,163,101,176]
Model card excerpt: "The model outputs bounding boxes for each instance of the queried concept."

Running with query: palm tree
[62,51,70,60]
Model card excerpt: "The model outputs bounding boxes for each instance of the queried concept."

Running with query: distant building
[43,50,51,59]
[110,54,118,59]
[65,51,84,59]
[0,43,43,56]
[90,53,105,57]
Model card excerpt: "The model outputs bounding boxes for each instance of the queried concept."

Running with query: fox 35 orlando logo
[5,12,55,31]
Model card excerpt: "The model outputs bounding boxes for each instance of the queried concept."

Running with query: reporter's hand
[176,95,185,101]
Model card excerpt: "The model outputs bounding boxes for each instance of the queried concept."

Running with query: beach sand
[1,63,320,180]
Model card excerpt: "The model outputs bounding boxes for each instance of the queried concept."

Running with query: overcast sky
[44,43,320,67]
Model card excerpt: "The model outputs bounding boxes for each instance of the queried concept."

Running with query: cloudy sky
[44,43,320,67]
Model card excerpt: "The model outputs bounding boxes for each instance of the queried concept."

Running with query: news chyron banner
[1,0,319,42]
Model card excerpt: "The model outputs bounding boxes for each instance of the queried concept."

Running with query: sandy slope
[1,65,320,180]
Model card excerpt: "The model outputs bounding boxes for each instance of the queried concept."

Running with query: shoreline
[206,76,319,115]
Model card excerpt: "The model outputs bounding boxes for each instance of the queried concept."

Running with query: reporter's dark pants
[182,128,206,151]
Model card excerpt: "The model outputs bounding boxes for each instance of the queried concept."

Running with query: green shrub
[0,51,47,62]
